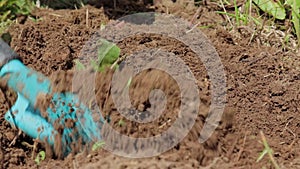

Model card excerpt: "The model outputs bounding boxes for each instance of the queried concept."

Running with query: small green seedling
[74,59,86,70]
[118,119,126,127]
[92,141,105,151]
[126,77,132,89]
[74,39,120,72]
[34,151,46,165]
[100,23,106,31]
[28,16,43,22]
[0,0,34,21]
[96,39,120,72]
[256,131,280,169]
[217,0,262,28]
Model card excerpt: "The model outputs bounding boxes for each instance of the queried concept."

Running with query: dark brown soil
[0,1,299,169]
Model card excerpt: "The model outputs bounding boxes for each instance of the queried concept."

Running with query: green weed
[92,141,105,151]
[217,0,263,29]
[34,151,46,165]
[0,0,35,34]
[126,77,132,89]
[74,59,86,70]
[0,0,34,22]
[96,39,120,71]
[118,119,126,127]
[253,0,286,20]
[100,23,106,31]
[257,131,280,169]
[253,0,300,46]
[0,20,13,35]
[28,16,43,22]
[75,39,120,72]
[217,0,299,49]
[286,0,300,45]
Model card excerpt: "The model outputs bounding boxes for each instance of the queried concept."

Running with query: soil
[0,1,299,169]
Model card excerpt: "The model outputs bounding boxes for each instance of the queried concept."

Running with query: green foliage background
[0,0,34,33]
[0,0,299,46]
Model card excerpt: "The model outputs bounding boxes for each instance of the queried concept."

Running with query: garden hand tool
[0,38,104,156]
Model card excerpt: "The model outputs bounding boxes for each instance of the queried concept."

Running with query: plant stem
[259,131,280,169]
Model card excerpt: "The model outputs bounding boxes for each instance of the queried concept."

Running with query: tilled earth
[0,1,299,169]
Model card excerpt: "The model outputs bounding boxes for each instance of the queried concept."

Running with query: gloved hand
[0,38,103,157]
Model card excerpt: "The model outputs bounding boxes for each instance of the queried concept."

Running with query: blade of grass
[219,0,234,28]
[257,148,268,162]
[234,0,240,26]
[258,131,280,169]
[291,0,300,45]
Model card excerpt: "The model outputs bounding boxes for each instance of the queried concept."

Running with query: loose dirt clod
[49,70,74,93]
[35,93,52,119]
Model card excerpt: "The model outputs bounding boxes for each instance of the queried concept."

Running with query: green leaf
[35,151,46,165]
[0,0,8,8]
[74,59,86,70]
[28,16,43,22]
[253,0,286,20]
[126,77,132,88]
[97,39,120,72]
[100,23,106,31]
[256,148,268,162]
[90,59,99,71]
[285,0,300,7]
[92,141,105,151]
[0,11,11,22]
[0,0,34,22]
[118,119,126,127]
[290,0,300,45]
